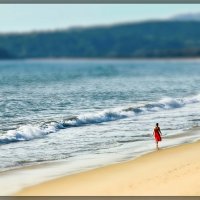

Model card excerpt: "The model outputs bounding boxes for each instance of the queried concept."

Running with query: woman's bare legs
[156,141,159,150]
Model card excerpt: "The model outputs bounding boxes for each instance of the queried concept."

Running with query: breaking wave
[1,94,200,144]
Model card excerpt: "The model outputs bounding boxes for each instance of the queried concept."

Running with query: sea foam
[0,94,200,144]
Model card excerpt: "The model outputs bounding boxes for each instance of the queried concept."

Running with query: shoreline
[16,139,200,196]
[2,57,200,62]
[1,122,200,195]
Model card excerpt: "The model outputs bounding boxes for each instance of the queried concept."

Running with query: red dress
[154,127,162,142]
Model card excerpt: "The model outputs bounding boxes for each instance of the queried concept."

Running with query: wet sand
[16,140,200,196]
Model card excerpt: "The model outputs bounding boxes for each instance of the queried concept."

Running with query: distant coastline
[2,56,200,62]
[1,21,200,60]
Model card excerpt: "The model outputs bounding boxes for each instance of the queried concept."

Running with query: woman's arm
[158,127,162,135]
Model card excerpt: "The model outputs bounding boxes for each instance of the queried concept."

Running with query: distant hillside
[1,21,200,59]
[172,13,200,21]
[0,48,14,59]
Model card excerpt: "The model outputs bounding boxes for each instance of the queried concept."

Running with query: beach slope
[16,141,200,196]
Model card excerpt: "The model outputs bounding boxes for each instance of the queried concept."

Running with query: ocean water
[0,59,200,194]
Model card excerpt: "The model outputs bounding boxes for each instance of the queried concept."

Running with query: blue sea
[0,59,200,194]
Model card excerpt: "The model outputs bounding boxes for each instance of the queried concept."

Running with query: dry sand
[16,141,200,196]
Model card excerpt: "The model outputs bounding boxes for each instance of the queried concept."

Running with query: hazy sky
[0,4,200,33]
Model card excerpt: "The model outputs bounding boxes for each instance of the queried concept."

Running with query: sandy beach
[16,140,200,196]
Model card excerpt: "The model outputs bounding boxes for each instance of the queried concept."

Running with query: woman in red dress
[153,123,162,150]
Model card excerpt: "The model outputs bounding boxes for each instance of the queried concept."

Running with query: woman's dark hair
[156,123,159,127]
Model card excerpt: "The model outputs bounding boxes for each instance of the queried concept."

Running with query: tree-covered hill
[1,20,200,59]
[0,48,15,59]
